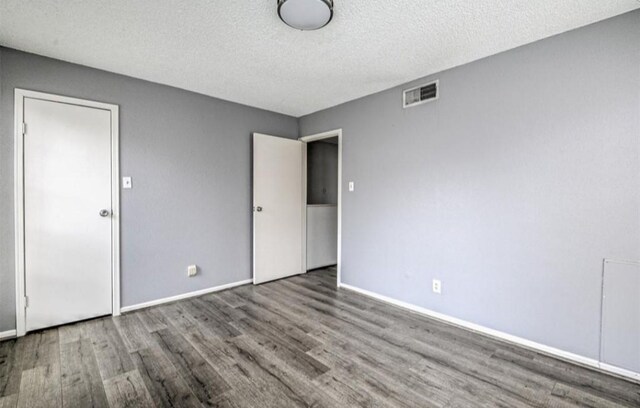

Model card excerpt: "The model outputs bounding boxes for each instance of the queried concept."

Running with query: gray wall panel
[0,48,298,331]
[601,260,640,372]
[299,11,640,359]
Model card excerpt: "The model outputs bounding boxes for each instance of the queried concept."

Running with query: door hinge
[22,122,27,135]
[24,296,28,308]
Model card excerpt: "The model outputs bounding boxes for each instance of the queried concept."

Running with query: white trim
[301,142,308,274]
[299,129,342,288]
[340,283,640,383]
[299,129,342,143]
[252,134,257,285]
[599,363,640,382]
[120,279,252,313]
[111,105,121,317]
[0,330,17,341]
[14,90,25,337]
[14,89,120,337]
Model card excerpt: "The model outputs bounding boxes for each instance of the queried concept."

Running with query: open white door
[253,133,304,284]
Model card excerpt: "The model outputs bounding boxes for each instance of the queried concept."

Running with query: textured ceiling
[1,1,638,117]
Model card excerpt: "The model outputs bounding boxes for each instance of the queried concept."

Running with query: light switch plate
[348,181,355,192]
[122,177,132,189]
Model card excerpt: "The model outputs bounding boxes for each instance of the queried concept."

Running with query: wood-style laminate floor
[1,267,638,407]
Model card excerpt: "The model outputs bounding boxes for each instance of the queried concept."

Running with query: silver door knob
[256,206,263,212]
[99,209,111,217]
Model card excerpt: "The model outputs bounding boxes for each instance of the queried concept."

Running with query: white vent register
[403,80,439,108]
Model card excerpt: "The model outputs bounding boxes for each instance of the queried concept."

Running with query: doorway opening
[252,130,341,286]
[301,130,342,287]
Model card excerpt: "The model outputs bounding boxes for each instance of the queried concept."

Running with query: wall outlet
[432,279,442,294]
[187,265,198,277]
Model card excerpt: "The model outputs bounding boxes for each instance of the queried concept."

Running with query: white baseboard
[599,363,640,382]
[339,282,640,383]
[120,279,252,313]
[0,329,17,341]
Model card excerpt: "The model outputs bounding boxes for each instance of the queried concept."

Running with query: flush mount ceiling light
[278,0,334,31]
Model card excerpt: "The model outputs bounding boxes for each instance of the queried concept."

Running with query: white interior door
[24,97,113,331]
[253,133,304,284]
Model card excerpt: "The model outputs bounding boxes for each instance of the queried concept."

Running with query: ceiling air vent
[403,80,439,108]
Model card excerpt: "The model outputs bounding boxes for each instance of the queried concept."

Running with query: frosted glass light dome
[278,0,334,31]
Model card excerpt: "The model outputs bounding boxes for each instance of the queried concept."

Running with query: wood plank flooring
[1,267,638,407]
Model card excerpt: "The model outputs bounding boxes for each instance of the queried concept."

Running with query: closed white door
[24,97,113,331]
[253,133,304,284]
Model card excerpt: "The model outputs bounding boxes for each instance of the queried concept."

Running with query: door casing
[14,88,120,337]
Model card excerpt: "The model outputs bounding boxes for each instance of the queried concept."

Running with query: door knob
[99,209,111,217]
[256,206,263,212]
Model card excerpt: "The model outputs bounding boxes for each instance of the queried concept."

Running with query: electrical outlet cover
[187,265,198,277]
[432,279,441,294]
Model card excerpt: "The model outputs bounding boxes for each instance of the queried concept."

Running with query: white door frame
[299,129,342,288]
[14,88,120,337]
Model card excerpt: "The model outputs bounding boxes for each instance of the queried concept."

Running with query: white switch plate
[187,265,198,277]
[432,279,442,294]
[122,177,132,189]
[348,181,355,192]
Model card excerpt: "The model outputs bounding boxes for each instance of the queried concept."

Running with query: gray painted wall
[299,10,640,360]
[601,260,640,372]
[0,47,298,332]
[307,139,338,204]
